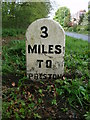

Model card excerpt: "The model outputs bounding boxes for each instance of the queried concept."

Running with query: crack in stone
[43,54,53,58]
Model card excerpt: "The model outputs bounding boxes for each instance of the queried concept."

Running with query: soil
[2,73,85,120]
[2,36,85,120]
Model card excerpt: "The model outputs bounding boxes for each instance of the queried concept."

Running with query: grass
[2,36,90,119]
[2,40,26,77]
[2,28,25,37]
[66,25,89,35]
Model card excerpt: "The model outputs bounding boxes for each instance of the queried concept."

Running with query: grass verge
[2,36,90,119]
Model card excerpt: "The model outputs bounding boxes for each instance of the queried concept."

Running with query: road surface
[65,32,90,42]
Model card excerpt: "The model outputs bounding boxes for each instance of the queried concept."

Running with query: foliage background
[54,7,71,27]
[2,2,51,29]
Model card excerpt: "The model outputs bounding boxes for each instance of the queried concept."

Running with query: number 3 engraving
[41,26,48,38]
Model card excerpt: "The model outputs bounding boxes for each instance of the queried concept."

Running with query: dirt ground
[2,36,86,119]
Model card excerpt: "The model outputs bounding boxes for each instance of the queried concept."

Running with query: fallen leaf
[63,76,65,80]
[12,82,15,87]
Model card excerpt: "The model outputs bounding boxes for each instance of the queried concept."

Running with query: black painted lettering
[58,74,61,78]
[34,74,38,80]
[55,45,61,54]
[38,45,41,54]
[43,74,47,79]
[41,26,48,38]
[42,45,47,53]
[37,60,43,68]
[48,45,54,54]
[48,74,52,79]
[53,74,57,79]
[46,60,52,68]
[56,74,61,79]
[29,73,33,79]
[39,73,42,79]
[28,44,37,53]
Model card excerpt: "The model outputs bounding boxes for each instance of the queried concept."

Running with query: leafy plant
[2,39,26,78]
[54,7,71,27]
[84,112,90,120]
[51,98,57,105]
[34,113,42,119]
[2,36,89,119]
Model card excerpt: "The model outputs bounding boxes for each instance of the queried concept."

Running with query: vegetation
[2,28,25,37]
[2,1,90,120]
[67,12,89,34]
[2,36,90,119]
[54,6,89,35]
[67,25,89,34]
[2,2,51,29]
[54,7,71,27]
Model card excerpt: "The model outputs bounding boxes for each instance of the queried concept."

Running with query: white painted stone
[26,18,65,81]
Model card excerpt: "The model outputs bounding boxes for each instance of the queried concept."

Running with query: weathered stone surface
[26,18,65,81]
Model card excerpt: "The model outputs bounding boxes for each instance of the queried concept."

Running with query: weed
[84,112,90,120]
[2,36,89,119]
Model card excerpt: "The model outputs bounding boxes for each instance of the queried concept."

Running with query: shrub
[73,25,77,32]
[68,27,73,32]
[64,27,68,31]
[76,26,81,31]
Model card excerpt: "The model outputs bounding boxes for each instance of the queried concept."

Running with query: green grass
[65,36,89,77]
[66,25,89,35]
[2,28,25,37]
[2,36,90,119]
[2,40,26,77]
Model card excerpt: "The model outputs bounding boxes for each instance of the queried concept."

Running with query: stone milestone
[26,18,65,81]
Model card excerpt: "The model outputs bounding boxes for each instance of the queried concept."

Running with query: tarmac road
[65,32,90,42]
